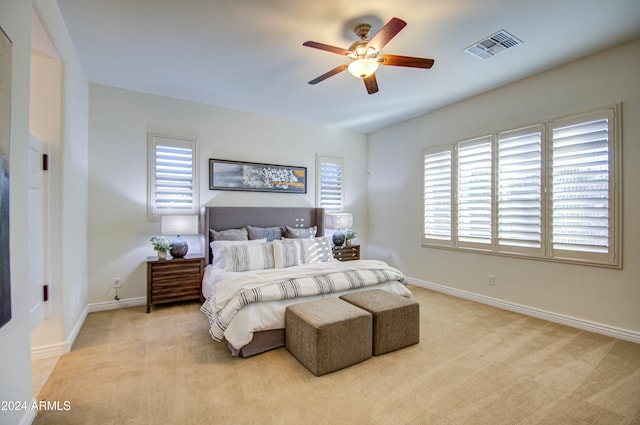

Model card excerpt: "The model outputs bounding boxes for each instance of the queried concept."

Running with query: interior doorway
[29,8,62,397]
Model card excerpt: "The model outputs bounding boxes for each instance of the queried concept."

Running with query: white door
[28,134,45,331]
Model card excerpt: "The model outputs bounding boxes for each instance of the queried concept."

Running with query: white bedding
[201,259,412,351]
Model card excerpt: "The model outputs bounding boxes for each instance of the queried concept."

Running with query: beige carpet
[33,286,640,425]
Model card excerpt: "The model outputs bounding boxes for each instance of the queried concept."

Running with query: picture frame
[209,159,307,194]
[0,26,12,329]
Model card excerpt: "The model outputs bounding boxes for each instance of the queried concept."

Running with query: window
[316,155,343,212]
[422,105,620,267]
[148,133,198,220]
[549,110,616,264]
[497,125,543,256]
[457,136,493,248]
[423,148,452,245]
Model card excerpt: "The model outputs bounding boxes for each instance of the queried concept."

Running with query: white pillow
[210,239,267,269]
[299,236,334,264]
[272,239,301,268]
[224,242,275,272]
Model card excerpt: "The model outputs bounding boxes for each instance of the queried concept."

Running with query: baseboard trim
[405,277,640,344]
[31,342,65,360]
[86,297,146,313]
[31,306,89,360]
[64,305,88,352]
[18,400,37,425]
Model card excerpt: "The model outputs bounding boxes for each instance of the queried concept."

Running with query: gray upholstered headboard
[204,206,325,265]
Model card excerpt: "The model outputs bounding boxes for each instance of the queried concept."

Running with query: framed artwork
[209,159,307,194]
[0,26,12,329]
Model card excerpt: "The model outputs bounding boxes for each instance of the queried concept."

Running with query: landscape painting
[0,26,12,329]
[209,159,307,194]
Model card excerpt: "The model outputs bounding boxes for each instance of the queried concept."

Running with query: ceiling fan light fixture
[348,58,379,79]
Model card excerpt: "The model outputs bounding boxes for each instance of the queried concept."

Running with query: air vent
[465,30,522,60]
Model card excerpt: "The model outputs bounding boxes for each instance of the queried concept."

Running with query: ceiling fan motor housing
[354,23,372,39]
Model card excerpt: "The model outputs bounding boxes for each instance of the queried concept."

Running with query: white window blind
[550,111,613,262]
[148,134,198,219]
[422,105,619,267]
[423,148,452,244]
[316,156,343,212]
[457,137,493,247]
[497,125,543,254]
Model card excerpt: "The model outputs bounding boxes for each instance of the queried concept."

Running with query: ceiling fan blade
[366,17,407,52]
[308,64,349,85]
[363,74,379,95]
[302,41,351,56]
[378,54,435,69]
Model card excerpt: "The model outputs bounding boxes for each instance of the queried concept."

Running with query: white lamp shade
[325,213,353,230]
[161,215,199,236]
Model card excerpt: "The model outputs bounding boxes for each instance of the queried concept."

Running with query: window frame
[316,155,344,213]
[147,133,199,221]
[422,104,621,268]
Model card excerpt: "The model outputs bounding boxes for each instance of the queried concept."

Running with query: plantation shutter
[148,134,198,219]
[457,136,493,247]
[317,156,343,212]
[423,148,452,245]
[550,110,614,263]
[497,125,543,255]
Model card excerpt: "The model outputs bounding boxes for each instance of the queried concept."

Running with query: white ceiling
[53,0,640,133]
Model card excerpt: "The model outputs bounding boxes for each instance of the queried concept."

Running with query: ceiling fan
[303,17,435,95]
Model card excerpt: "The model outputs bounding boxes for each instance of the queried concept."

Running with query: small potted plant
[150,236,172,259]
[344,229,357,246]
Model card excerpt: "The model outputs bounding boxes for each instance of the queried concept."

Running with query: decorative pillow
[224,242,275,272]
[210,239,266,269]
[299,236,334,264]
[285,225,317,239]
[272,239,301,268]
[210,227,248,241]
[246,225,284,242]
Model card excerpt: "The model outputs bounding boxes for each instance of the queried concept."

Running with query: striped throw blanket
[201,260,404,342]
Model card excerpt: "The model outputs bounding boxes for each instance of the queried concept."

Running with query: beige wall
[368,39,640,336]
[87,85,368,303]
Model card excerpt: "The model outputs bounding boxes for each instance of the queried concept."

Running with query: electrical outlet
[113,278,122,288]
[488,275,495,286]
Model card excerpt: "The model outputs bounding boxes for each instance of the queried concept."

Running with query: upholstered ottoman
[285,297,372,376]
[340,290,419,356]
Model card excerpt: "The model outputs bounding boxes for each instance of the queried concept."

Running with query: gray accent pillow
[224,243,275,272]
[245,225,284,242]
[285,225,317,239]
[210,227,248,241]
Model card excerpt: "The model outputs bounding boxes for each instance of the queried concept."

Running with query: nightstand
[332,244,360,261]
[146,255,204,313]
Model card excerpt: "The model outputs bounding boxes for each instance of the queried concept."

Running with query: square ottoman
[285,297,372,376]
[340,290,419,356]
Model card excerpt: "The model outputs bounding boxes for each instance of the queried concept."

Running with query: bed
[200,206,413,357]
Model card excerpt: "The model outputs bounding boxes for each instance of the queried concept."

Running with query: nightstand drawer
[333,245,360,261]
[150,268,201,284]
[149,262,201,277]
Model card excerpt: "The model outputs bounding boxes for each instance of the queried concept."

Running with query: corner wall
[368,39,640,335]
[29,0,89,358]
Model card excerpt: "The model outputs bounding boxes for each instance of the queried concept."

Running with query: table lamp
[325,213,353,247]
[161,215,199,258]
